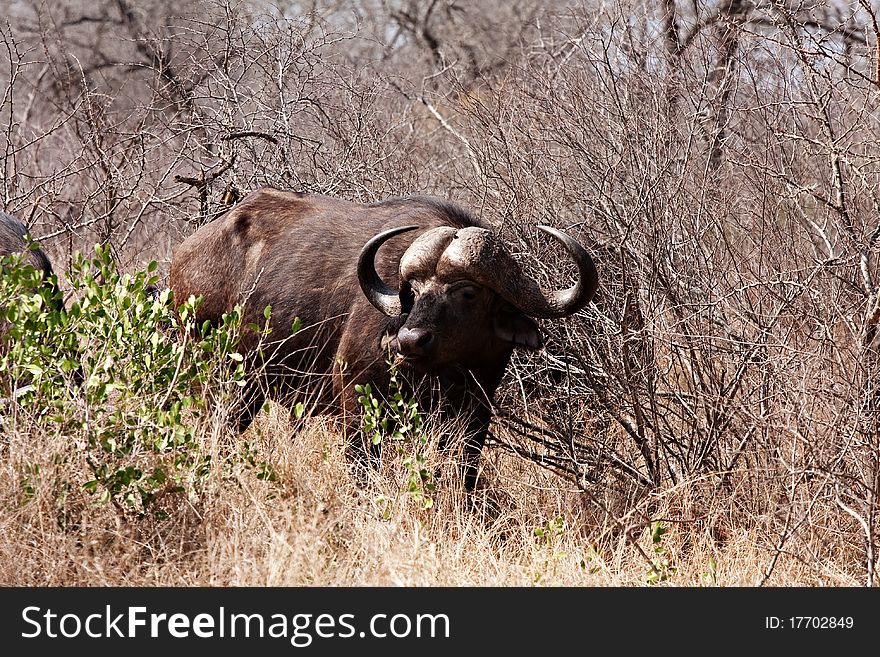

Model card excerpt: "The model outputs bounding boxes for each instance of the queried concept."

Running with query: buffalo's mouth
[380,332,399,352]
[381,331,436,371]
[393,348,433,373]
[382,334,422,366]
[393,351,428,369]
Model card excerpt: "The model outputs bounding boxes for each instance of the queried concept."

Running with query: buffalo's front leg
[235,376,266,433]
[344,416,382,487]
[336,366,385,487]
[461,431,487,493]
[437,411,490,493]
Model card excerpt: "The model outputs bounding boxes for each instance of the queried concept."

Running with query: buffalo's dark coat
[0,212,55,280]
[170,188,542,489]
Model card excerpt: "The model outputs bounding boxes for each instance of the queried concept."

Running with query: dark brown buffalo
[1,211,61,308]
[169,188,598,490]
[1,212,63,357]
[1,212,55,280]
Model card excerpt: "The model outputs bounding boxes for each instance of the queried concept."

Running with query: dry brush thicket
[1,0,879,586]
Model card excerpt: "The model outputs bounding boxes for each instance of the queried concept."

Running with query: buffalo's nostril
[397,327,433,356]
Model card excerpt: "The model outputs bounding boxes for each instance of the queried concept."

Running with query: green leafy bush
[1,245,248,518]
[645,521,676,585]
[356,361,435,510]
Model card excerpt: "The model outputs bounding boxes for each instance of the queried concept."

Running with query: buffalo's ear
[494,306,542,350]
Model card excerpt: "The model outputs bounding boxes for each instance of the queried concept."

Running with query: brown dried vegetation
[1,0,879,586]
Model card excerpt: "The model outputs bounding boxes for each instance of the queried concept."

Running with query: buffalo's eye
[454,284,479,301]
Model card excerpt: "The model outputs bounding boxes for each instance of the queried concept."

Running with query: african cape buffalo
[1,212,55,280]
[169,188,598,491]
[1,211,60,306]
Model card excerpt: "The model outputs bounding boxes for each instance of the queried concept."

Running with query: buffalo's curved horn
[357,225,420,316]
[459,225,598,319]
[519,224,598,318]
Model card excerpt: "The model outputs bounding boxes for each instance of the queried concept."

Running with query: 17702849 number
[765,617,855,629]
[790,617,854,629]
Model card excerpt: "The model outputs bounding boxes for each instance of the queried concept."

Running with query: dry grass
[0,401,853,587]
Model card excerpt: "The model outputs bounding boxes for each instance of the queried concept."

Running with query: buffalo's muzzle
[396,327,433,358]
